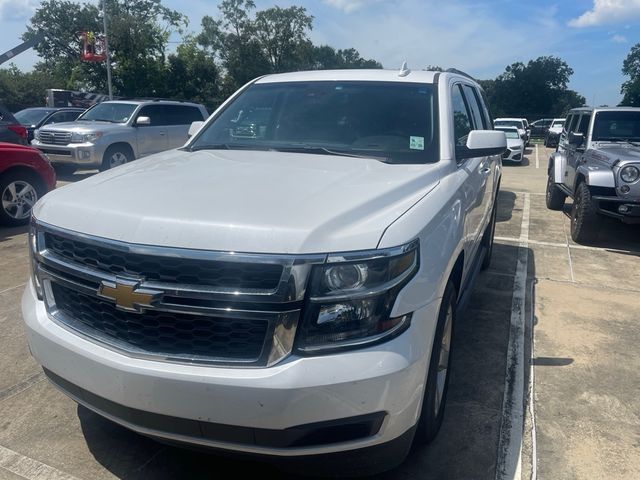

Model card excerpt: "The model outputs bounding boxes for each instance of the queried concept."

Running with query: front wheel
[100,146,132,171]
[546,175,566,210]
[570,182,602,244]
[0,172,42,226]
[414,281,456,444]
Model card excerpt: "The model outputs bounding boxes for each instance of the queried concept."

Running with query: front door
[135,105,169,156]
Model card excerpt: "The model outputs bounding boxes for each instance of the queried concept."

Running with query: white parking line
[495,192,529,480]
[528,280,538,480]
[0,444,81,480]
[535,145,539,169]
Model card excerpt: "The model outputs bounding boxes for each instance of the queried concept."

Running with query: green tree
[23,0,186,96]
[166,39,220,110]
[620,43,640,106]
[0,65,59,111]
[481,56,585,117]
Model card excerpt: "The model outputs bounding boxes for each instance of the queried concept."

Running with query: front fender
[575,164,616,188]
[549,151,565,183]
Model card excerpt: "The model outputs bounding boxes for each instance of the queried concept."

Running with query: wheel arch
[104,142,135,160]
[0,166,46,193]
[549,152,565,183]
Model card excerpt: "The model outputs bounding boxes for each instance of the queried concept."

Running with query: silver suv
[546,107,640,242]
[32,100,208,171]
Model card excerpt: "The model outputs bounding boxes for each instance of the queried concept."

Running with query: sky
[1,0,639,107]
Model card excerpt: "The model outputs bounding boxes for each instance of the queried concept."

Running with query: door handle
[159,132,166,136]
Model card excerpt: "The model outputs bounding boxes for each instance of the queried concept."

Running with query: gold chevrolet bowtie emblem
[98,278,162,313]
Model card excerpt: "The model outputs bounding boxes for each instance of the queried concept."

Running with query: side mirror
[188,121,203,138]
[457,130,507,160]
[136,116,151,126]
[568,132,584,147]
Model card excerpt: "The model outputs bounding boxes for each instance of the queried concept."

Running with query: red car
[0,142,56,226]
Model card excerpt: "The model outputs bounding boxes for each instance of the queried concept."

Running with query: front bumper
[31,140,105,167]
[592,195,640,224]
[502,149,523,162]
[22,281,437,457]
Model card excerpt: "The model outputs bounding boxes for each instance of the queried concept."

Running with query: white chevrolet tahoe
[22,68,505,475]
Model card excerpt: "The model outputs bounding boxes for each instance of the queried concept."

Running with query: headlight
[28,220,43,300]
[620,165,640,183]
[33,129,40,141]
[513,145,522,150]
[296,241,419,353]
[70,132,102,143]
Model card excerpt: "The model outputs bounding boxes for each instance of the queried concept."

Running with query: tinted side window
[165,105,205,125]
[462,85,486,130]
[564,115,576,133]
[452,85,472,147]
[577,115,590,136]
[137,105,169,126]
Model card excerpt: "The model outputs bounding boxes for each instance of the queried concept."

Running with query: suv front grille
[51,283,269,361]
[34,223,324,367]
[44,232,283,290]
[39,131,72,145]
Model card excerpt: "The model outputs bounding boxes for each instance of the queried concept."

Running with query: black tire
[100,145,133,171]
[570,182,602,244]
[546,175,566,211]
[481,198,498,270]
[0,171,43,226]
[415,281,456,444]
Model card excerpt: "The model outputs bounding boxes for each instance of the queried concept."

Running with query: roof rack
[445,68,476,81]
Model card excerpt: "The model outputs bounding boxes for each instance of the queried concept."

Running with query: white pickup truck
[23,68,505,475]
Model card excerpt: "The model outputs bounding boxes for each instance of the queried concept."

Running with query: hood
[506,138,523,149]
[34,149,441,254]
[589,143,640,166]
[38,121,128,134]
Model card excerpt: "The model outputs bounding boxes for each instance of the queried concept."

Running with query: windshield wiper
[189,143,267,152]
[270,145,388,160]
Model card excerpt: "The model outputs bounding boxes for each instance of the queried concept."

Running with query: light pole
[102,0,113,99]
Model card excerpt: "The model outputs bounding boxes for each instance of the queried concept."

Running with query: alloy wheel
[1,180,38,220]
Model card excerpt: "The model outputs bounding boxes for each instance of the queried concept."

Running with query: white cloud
[323,0,384,14]
[569,0,640,27]
[611,34,627,43]
[0,0,38,21]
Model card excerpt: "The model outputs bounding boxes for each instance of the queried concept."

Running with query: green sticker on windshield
[410,136,424,150]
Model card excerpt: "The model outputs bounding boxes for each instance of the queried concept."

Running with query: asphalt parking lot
[1,146,639,479]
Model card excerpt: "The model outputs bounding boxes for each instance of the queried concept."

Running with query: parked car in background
[530,118,553,137]
[0,104,28,145]
[0,142,55,225]
[544,118,565,148]
[546,107,640,242]
[495,126,525,163]
[31,100,208,172]
[494,118,529,146]
[521,118,531,140]
[23,68,506,475]
[14,107,85,142]
[14,107,85,143]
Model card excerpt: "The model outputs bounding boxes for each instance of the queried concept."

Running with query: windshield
[494,120,523,129]
[77,103,137,123]
[551,120,564,128]
[190,81,438,164]
[592,111,640,141]
[14,109,54,126]
[496,129,520,139]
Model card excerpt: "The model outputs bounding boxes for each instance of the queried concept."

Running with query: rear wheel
[0,171,42,226]
[415,281,456,444]
[570,182,602,244]
[546,175,566,211]
[100,145,132,171]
